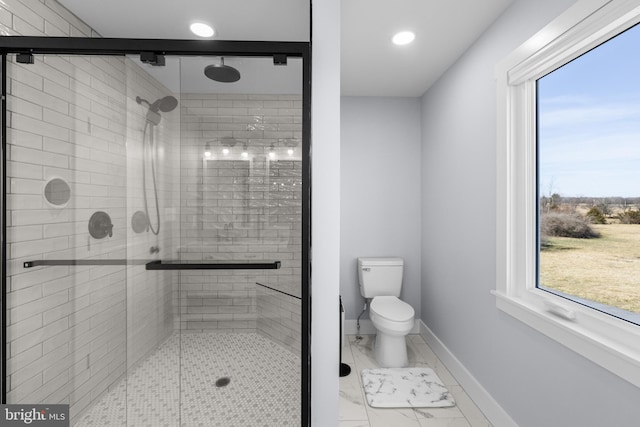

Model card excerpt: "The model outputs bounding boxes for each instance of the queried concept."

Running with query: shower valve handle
[89,211,114,239]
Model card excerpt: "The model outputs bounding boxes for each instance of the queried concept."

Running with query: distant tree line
[540,194,640,211]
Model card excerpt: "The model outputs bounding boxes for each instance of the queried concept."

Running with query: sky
[538,23,640,198]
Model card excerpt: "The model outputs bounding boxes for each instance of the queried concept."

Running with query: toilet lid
[371,296,414,322]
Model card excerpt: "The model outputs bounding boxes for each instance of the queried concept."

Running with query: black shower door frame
[0,36,311,426]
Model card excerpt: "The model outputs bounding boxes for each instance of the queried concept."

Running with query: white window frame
[495,0,640,388]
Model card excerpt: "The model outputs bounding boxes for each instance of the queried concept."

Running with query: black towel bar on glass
[144,260,281,270]
[24,259,281,270]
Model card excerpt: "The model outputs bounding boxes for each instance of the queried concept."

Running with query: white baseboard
[419,320,517,427]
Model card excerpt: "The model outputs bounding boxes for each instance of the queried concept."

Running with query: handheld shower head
[136,95,178,125]
[150,95,178,113]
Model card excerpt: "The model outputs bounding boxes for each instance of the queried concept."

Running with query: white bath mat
[361,367,456,408]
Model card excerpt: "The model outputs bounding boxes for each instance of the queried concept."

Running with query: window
[495,0,640,389]
[537,22,640,327]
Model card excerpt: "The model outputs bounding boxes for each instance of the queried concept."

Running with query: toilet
[358,257,415,368]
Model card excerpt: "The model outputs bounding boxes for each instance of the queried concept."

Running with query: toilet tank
[358,257,404,298]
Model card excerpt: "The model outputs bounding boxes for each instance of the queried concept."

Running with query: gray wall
[340,97,422,320]
[420,0,640,426]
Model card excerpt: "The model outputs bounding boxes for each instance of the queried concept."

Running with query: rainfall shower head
[136,95,178,125]
[204,58,241,83]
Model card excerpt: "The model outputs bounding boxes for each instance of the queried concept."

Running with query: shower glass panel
[175,55,303,425]
[2,47,305,427]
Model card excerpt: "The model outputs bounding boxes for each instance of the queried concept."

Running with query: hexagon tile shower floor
[74,333,300,427]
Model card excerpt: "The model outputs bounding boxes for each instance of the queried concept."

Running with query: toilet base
[373,332,408,368]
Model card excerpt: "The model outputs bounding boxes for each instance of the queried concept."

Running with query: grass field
[540,223,640,314]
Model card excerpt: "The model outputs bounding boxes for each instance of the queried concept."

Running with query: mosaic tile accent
[74,333,300,427]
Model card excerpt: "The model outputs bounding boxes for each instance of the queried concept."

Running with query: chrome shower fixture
[136,95,178,113]
[136,95,178,125]
[137,95,177,236]
[204,57,241,83]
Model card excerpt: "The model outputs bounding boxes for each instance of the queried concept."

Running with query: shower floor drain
[215,377,231,387]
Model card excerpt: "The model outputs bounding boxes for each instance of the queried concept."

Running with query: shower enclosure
[0,37,310,426]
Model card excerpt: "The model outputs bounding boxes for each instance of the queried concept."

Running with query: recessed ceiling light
[190,22,215,38]
[392,31,415,46]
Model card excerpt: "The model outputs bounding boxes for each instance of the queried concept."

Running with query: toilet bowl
[357,257,415,368]
[370,295,415,368]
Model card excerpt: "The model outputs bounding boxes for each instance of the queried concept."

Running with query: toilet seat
[370,296,414,322]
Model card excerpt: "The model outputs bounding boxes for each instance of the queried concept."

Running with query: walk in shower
[0,38,310,426]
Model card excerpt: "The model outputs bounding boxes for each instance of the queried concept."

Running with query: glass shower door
[3,47,306,427]
[3,52,181,426]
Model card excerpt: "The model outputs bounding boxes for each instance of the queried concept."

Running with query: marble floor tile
[340,334,492,427]
[448,386,491,427]
[417,418,472,427]
[339,421,371,427]
[339,370,368,421]
[340,337,370,422]
[366,406,422,427]
[407,336,439,366]
[413,405,466,420]
[431,358,459,387]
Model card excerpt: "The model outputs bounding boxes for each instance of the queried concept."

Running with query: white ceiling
[58,0,310,42]
[58,0,513,97]
[341,0,513,96]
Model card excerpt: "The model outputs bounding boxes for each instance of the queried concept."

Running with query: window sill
[492,289,640,389]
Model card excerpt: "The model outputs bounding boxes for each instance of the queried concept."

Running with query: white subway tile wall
[2,1,179,424]
[179,93,302,354]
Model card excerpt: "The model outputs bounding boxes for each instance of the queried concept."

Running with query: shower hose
[142,121,161,235]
